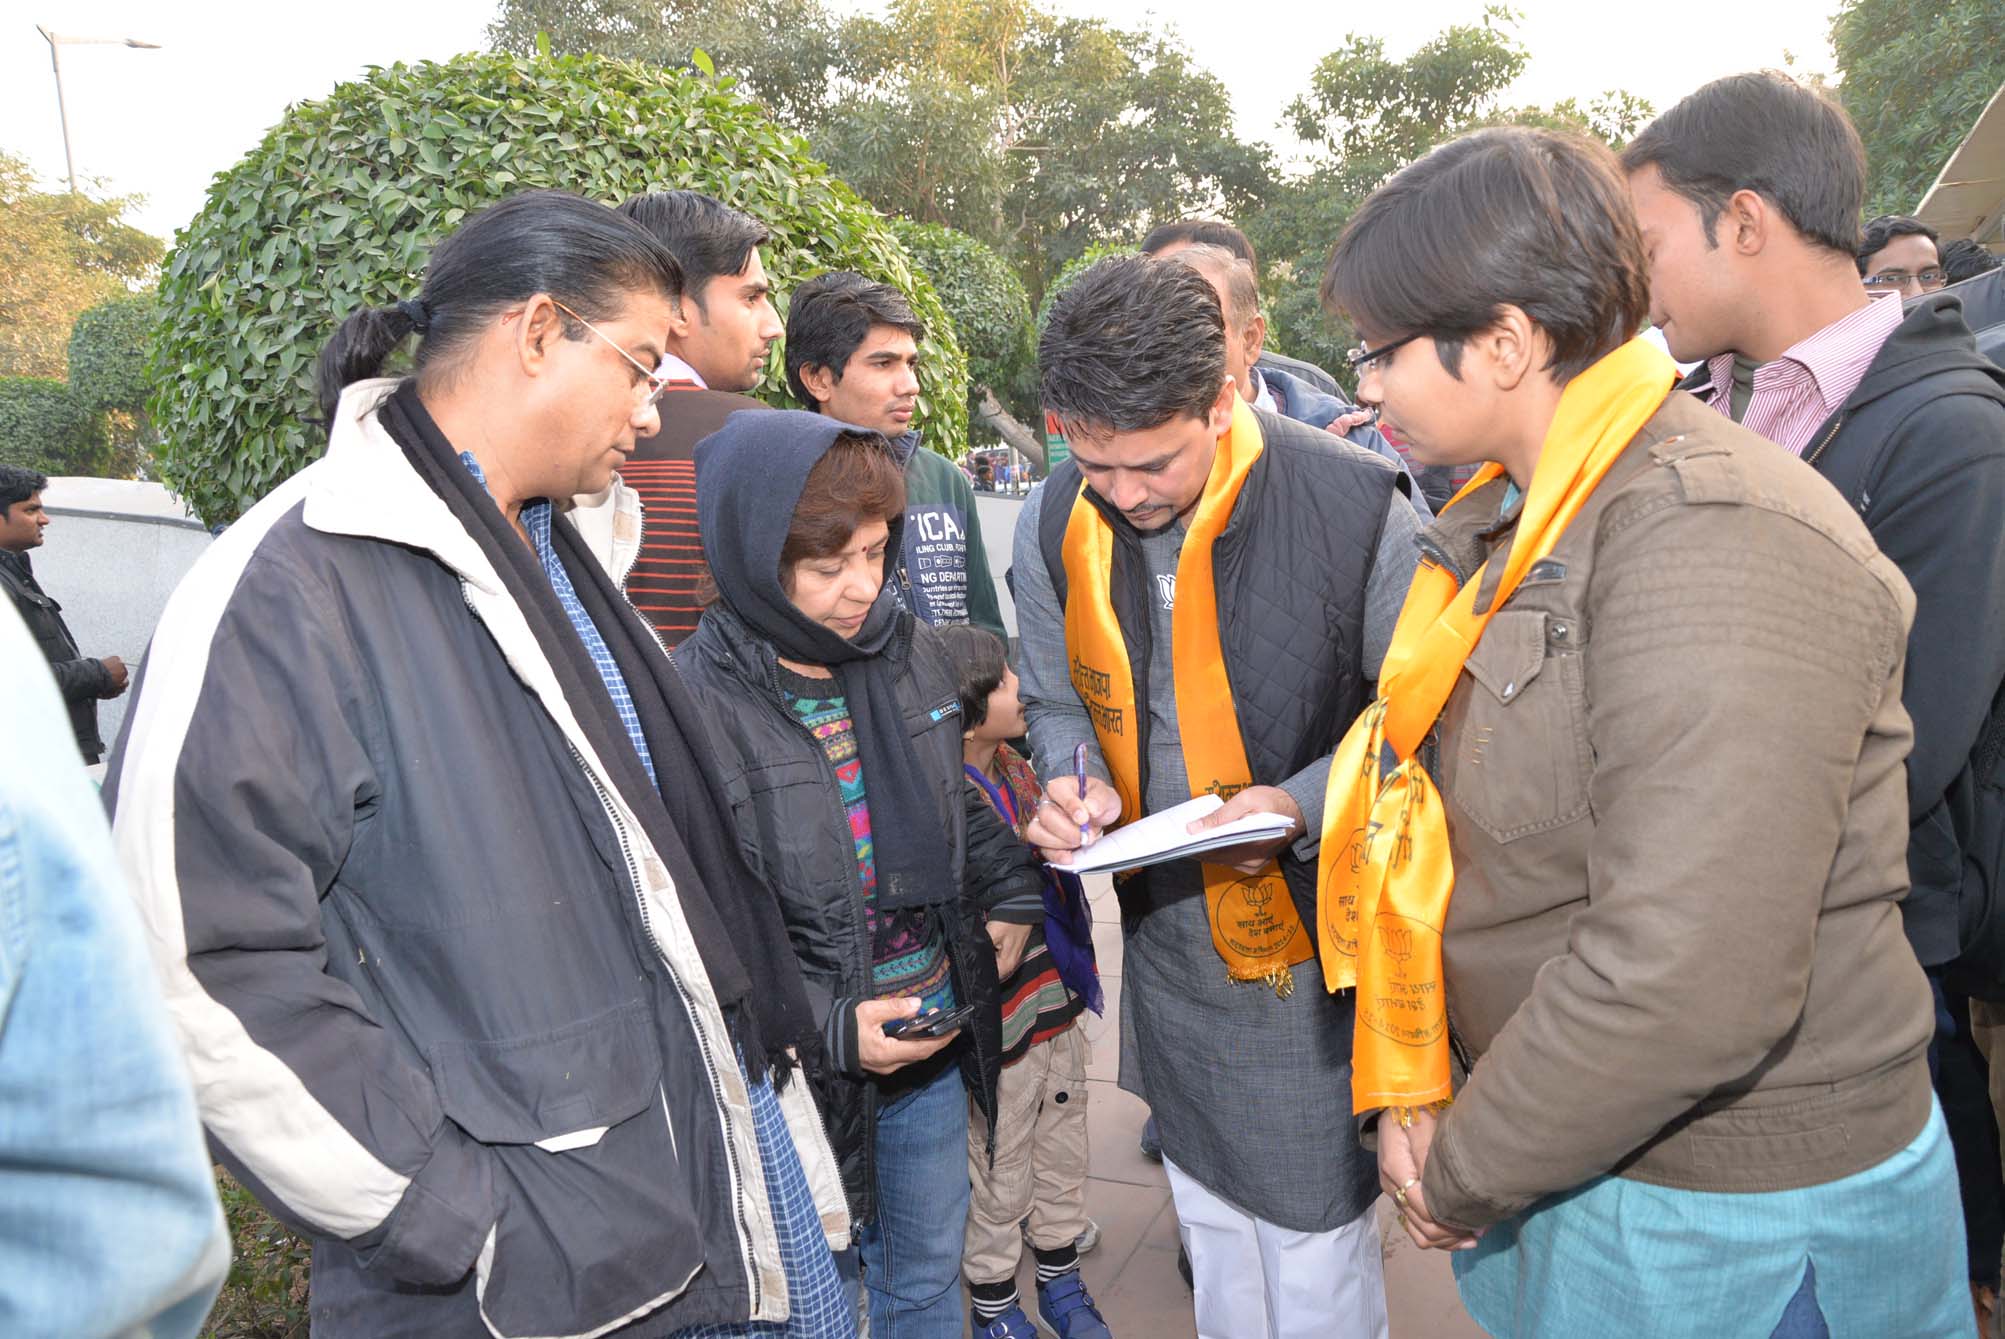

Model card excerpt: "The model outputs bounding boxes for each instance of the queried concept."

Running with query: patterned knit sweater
[778,666,956,1014]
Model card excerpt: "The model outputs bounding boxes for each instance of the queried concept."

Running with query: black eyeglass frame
[1861,268,1948,291]
[1346,330,1427,374]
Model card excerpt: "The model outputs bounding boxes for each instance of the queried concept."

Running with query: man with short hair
[1015,254,1419,1338]
[611,191,784,645]
[1625,73,2005,1329]
[0,465,128,763]
[1859,214,1947,301]
[1170,244,1429,517]
[786,270,1007,642]
[623,190,784,395]
[1624,71,2005,976]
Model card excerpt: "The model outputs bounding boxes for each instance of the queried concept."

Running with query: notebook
[1048,793,1296,875]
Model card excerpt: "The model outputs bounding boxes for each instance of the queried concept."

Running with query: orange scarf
[1317,337,1676,1112]
[1063,397,1312,995]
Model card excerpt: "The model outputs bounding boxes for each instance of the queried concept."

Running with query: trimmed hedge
[890,219,1036,424]
[0,377,111,477]
[149,50,968,525]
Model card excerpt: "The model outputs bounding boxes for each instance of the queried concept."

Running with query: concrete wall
[974,488,1026,636]
[26,477,1024,756]
[34,478,212,751]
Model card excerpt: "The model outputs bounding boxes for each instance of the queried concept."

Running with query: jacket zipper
[462,582,763,1315]
[617,488,644,591]
[1804,411,1848,470]
[1415,533,1473,586]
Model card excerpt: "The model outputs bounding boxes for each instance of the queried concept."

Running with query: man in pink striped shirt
[1624,71,2005,1331]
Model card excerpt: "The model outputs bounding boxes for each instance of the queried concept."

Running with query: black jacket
[1034,407,1402,930]
[673,601,1043,1219]
[0,549,114,762]
[103,381,847,1339]
[1682,294,2005,978]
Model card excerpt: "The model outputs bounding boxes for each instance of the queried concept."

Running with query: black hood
[1847,292,2005,412]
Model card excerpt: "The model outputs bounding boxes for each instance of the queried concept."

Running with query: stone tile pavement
[995,873,1489,1338]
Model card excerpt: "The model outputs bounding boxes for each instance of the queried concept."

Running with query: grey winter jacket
[103,380,846,1339]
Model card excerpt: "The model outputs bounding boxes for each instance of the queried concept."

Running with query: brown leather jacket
[1417,391,1935,1233]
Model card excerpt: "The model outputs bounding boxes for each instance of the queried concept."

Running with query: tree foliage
[486,0,851,132]
[0,152,163,380]
[59,293,159,477]
[0,377,112,477]
[891,219,1036,429]
[149,50,968,526]
[1832,0,2005,217]
[1286,6,1528,204]
[1251,6,1650,392]
[821,0,1272,294]
[486,0,1273,297]
[69,292,158,444]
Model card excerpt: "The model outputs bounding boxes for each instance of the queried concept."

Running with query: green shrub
[0,376,112,476]
[890,219,1036,426]
[205,1171,311,1338]
[150,50,968,526]
[68,293,158,420]
[68,292,160,475]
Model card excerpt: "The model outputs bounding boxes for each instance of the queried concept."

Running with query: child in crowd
[939,625,1111,1339]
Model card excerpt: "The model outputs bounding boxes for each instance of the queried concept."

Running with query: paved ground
[995,873,1489,1338]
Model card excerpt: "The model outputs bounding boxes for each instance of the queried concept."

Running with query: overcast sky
[0,0,1839,243]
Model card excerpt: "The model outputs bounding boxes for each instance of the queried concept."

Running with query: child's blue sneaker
[1036,1271,1112,1338]
[972,1302,1040,1339]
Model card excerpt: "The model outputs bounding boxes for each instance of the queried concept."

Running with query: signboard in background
[1044,411,1071,469]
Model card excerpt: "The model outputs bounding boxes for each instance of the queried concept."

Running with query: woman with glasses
[1316,128,1968,1338]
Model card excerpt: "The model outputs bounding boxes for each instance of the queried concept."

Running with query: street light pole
[35,26,162,195]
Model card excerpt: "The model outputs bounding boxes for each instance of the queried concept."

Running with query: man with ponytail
[1014,254,1420,1338]
[1319,126,1966,1338]
[104,190,853,1339]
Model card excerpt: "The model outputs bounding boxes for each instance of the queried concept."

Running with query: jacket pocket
[431,1000,661,1144]
[431,1001,709,1339]
[1441,609,1591,843]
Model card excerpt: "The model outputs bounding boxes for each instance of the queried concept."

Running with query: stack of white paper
[1048,794,1295,875]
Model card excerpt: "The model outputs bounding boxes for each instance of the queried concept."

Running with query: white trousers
[1164,1156,1389,1339]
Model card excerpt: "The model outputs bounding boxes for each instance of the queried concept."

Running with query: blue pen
[1073,742,1090,846]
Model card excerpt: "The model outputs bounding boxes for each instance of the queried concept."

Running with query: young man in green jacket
[785,271,1008,643]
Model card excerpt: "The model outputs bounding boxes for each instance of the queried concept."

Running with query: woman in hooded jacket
[672,410,1046,1339]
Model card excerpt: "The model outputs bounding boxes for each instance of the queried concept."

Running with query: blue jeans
[846,1060,972,1339]
[1769,1261,1827,1338]
[0,626,229,1337]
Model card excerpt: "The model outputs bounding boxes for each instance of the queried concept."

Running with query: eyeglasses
[550,298,670,407]
[1862,268,1947,293]
[1347,331,1425,376]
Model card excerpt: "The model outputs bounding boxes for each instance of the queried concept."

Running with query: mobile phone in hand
[881,1002,976,1039]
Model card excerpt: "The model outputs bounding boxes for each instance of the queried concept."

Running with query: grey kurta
[1010,480,1417,1232]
